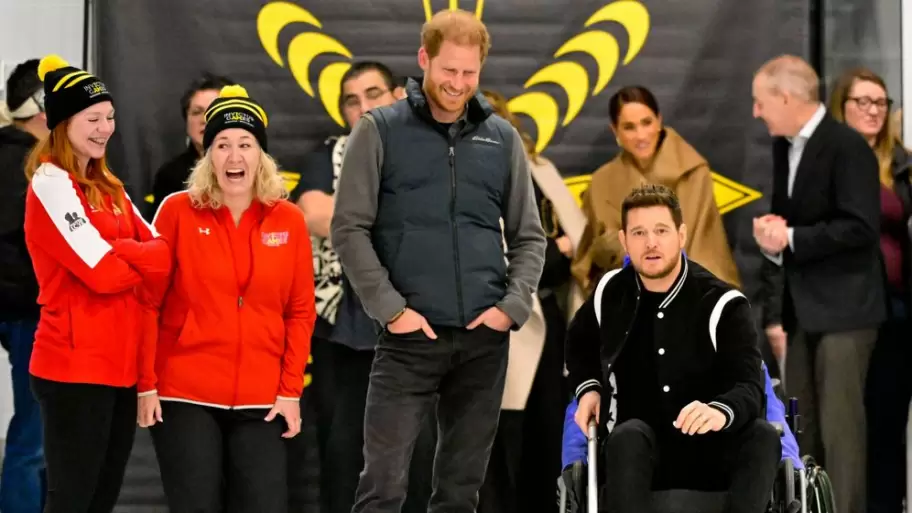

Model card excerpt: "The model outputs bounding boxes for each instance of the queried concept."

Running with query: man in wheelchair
[566,184,781,513]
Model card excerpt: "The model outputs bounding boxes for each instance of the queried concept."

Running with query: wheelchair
[557,394,836,513]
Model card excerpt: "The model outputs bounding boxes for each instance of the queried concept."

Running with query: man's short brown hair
[621,184,684,230]
[421,9,491,62]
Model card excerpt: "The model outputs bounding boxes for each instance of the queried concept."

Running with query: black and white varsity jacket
[565,257,765,434]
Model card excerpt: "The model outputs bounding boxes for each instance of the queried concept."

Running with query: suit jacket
[761,113,886,333]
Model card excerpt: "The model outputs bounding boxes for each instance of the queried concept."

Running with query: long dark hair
[608,85,660,126]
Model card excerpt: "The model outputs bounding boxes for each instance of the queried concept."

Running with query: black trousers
[866,302,912,513]
[477,411,524,513]
[479,294,567,513]
[313,342,435,513]
[30,376,137,513]
[352,326,509,513]
[150,401,287,513]
[288,337,334,512]
[602,419,781,513]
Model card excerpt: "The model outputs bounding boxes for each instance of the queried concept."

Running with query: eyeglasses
[848,96,893,111]
[342,89,392,109]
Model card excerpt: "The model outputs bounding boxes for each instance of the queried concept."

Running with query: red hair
[25,120,129,216]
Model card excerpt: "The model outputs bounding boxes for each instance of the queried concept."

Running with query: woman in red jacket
[140,85,316,513]
[22,55,170,513]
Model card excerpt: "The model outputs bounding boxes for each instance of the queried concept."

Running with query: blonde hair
[421,9,491,62]
[828,67,901,187]
[186,147,287,209]
[756,55,819,103]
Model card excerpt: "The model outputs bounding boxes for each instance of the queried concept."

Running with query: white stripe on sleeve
[31,165,112,269]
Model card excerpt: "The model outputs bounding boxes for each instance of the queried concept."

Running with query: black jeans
[478,411,524,513]
[30,376,137,513]
[150,401,287,513]
[602,419,780,513]
[479,294,568,513]
[352,325,509,513]
[314,342,435,513]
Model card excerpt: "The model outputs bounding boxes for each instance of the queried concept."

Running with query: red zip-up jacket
[145,192,316,408]
[24,162,171,387]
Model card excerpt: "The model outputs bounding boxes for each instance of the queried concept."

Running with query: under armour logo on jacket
[64,212,86,232]
[199,227,210,235]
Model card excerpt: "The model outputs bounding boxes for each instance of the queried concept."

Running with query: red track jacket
[146,192,315,408]
[24,162,170,387]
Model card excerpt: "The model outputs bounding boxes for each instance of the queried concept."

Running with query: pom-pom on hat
[202,85,269,152]
[37,54,113,130]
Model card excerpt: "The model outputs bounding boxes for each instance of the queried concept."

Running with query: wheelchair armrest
[770,421,785,437]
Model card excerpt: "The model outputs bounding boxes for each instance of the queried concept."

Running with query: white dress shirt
[763,103,827,266]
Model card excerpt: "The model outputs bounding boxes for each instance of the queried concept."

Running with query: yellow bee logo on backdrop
[256,0,761,214]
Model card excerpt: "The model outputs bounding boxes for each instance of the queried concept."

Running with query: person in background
[0,58,47,513]
[23,54,170,513]
[572,86,740,294]
[149,72,234,215]
[752,55,884,513]
[478,88,587,513]
[289,60,433,513]
[828,67,912,513]
[141,85,316,513]
[331,9,546,513]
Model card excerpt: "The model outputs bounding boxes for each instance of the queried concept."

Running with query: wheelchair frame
[557,397,835,513]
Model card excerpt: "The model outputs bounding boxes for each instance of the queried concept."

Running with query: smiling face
[340,69,398,127]
[66,101,115,166]
[619,205,686,281]
[752,74,794,137]
[419,40,481,122]
[843,79,890,141]
[613,102,662,165]
[210,128,260,199]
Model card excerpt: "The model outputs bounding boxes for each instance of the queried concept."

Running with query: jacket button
[663,385,670,392]
[658,348,665,355]
[657,312,664,319]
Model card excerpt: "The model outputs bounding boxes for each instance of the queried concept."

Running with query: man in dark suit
[751,54,885,513]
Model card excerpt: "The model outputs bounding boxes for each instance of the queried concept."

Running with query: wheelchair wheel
[802,455,836,513]
[769,458,799,513]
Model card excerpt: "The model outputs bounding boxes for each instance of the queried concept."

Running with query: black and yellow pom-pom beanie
[203,85,269,152]
[37,55,113,130]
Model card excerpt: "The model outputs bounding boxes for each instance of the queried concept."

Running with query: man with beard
[331,9,546,513]
[288,61,432,513]
[567,184,780,513]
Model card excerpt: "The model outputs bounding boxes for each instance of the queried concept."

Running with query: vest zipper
[449,144,465,325]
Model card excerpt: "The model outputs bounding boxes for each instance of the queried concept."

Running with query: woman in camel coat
[572,86,740,292]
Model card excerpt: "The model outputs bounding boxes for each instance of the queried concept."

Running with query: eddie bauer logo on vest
[64,212,86,232]
[471,135,500,146]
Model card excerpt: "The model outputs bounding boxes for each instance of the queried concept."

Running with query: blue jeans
[0,320,45,513]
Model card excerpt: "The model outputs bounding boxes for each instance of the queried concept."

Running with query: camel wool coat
[571,127,741,293]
